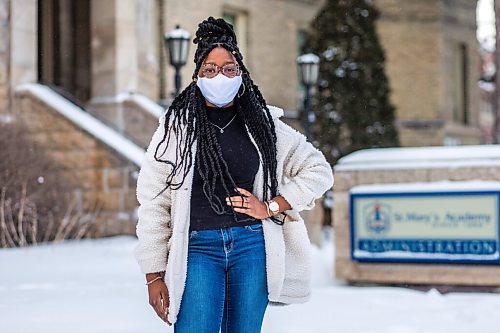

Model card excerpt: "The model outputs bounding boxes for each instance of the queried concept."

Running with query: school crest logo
[364,202,391,235]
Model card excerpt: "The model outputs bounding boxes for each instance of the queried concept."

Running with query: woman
[134,17,333,332]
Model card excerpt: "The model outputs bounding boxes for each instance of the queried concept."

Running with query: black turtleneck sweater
[189,104,261,231]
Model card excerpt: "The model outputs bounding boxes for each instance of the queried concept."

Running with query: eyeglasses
[200,63,241,79]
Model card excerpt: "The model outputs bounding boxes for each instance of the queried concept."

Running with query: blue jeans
[174,223,269,333]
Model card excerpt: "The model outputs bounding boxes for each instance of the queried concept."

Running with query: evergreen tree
[305,0,399,164]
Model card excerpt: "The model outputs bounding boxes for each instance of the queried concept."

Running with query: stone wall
[122,97,164,148]
[334,148,500,286]
[374,0,481,146]
[14,90,140,236]
[9,0,37,89]
[0,0,37,114]
[0,0,9,114]
[87,92,163,149]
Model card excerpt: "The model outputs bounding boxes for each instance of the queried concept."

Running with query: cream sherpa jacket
[134,105,334,324]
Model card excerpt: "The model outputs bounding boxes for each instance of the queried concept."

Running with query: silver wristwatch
[267,199,280,216]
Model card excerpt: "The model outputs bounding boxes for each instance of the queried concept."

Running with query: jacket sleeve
[275,119,334,212]
[134,114,173,274]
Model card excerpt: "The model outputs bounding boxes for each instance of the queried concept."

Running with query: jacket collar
[267,105,284,119]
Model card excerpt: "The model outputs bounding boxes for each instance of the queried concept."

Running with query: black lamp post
[164,25,191,97]
[297,53,320,140]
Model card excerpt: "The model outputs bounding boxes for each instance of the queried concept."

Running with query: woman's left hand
[226,188,270,219]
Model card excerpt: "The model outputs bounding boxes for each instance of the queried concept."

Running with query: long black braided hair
[153,17,285,225]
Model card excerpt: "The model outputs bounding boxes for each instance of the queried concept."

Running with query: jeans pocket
[189,230,200,239]
[245,223,263,233]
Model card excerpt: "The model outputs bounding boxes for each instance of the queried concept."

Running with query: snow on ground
[1,232,500,333]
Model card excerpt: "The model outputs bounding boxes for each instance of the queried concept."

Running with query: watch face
[269,201,279,212]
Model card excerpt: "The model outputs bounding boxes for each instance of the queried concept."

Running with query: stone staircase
[13,83,162,236]
[86,91,166,148]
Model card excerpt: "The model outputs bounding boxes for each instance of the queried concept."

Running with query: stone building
[0,0,482,236]
[375,0,482,146]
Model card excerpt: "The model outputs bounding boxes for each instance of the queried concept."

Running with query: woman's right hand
[147,273,172,326]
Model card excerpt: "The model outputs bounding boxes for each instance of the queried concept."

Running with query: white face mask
[196,74,242,107]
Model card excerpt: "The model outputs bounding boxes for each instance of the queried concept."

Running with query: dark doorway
[38,0,91,105]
